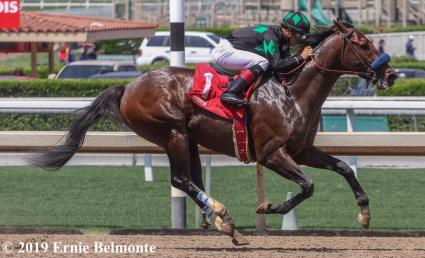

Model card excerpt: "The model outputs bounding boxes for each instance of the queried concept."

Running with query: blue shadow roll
[371,53,391,69]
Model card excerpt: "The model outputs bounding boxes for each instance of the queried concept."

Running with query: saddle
[188,63,258,163]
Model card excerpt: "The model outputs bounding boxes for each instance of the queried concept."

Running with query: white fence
[2,96,425,121]
[1,131,425,156]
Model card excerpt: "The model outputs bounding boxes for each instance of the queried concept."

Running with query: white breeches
[212,39,269,71]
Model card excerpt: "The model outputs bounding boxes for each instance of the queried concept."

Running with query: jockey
[212,11,314,107]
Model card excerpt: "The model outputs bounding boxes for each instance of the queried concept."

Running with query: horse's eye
[360,44,370,51]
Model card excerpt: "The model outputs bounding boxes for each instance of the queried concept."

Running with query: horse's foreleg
[294,146,370,229]
[257,146,314,215]
[167,129,248,245]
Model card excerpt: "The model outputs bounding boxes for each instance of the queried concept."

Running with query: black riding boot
[221,65,263,107]
[220,77,249,107]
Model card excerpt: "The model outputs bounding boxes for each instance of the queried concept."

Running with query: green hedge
[390,57,425,70]
[0,79,131,97]
[0,114,124,131]
[377,78,425,132]
[391,62,425,70]
[391,56,423,63]
[378,78,425,96]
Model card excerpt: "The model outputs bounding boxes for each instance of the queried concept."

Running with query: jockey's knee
[258,59,269,71]
[248,59,269,72]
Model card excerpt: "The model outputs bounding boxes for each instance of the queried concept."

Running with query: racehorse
[31,21,397,245]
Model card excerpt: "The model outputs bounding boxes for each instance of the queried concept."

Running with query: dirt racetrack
[0,231,424,258]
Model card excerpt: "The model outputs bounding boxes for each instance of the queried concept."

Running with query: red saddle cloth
[188,63,255,163]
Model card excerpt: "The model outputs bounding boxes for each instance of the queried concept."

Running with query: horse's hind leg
[166,129,248,245]
[257,146,314,215]
[294,146,370,229]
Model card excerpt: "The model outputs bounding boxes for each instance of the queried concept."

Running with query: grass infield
[0,166,423,233]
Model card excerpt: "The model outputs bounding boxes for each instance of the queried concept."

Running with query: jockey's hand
[300,46,314,60]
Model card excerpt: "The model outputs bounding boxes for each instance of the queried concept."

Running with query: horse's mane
[295,20,354,49]
[340,21,355,28]
[309,21,358,51]
[302,27,335,48]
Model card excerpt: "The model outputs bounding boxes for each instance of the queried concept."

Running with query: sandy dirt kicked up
[0,231,423,258]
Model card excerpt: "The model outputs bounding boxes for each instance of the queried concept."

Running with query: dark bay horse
[31,21,397,245]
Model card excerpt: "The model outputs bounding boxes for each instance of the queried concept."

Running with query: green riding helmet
[281,11,311,35]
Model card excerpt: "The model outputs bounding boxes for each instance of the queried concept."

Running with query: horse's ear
[348,30,359,43]
[349,31,368,46]
[333,19,347,32]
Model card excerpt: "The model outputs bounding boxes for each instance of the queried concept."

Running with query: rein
[311,55,371,77]
[277,59,308,76]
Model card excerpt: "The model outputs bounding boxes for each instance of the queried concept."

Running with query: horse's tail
[30,85,126,170]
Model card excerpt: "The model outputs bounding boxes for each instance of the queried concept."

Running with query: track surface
[0,233,424,257]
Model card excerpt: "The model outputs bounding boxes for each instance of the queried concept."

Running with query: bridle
[277,26,390,87]
[311,30,378,81]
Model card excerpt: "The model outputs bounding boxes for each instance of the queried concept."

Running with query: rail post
[170,0,186,229]
[346,108,358,178]
[144,154,153,182]
[282,192,298,230]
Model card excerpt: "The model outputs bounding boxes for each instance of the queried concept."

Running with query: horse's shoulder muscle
[252,82,291,107]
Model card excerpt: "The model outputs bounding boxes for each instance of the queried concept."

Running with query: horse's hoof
[357,208,370,229]
[214,216,235,236]
[256,201,272,214]
[231,230,249,246]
